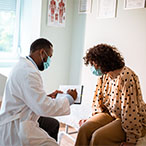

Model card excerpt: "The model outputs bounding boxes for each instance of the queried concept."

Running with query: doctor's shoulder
[10,57,39,80]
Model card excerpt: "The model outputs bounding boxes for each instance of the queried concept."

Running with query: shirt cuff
[65,94,74,105]
[126,137,137,144]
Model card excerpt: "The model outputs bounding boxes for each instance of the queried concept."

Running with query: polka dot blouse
[92,66,146,144]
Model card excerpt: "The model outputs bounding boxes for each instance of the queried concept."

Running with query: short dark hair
[83,44,125,73]
[30,38,53,53]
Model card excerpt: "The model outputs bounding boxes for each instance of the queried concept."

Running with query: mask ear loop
[43,50,49,57]
[40,53,44,62]
[40,49,48,62]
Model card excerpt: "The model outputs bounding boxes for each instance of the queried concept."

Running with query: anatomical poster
[47,0,66,27]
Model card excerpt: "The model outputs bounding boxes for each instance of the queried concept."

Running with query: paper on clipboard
[57,85,83,104]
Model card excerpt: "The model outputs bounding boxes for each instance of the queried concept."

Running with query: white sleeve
[21,72,70,117]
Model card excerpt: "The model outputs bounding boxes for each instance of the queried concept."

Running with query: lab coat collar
[26,56,39,70]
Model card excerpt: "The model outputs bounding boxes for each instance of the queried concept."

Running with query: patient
[75,44,146,146]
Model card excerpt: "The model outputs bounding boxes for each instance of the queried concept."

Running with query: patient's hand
[48,90,63,98]
[79,119,87,127]
[120,142,135,146]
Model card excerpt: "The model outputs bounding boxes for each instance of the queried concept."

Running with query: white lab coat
[0,57,71,146]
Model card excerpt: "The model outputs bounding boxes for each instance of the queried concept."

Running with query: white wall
[68,0,86,85]
[80,0,146,102]
[40,0,74,93]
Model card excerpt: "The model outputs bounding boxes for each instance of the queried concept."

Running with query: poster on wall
[124,0,146,9]
[78,0,92,14]
[97,0,117,18]
[47,0,66,27]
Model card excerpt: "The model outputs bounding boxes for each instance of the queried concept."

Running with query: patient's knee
[78,123,88,135]
[78,122,93,138]
[90,129,105,145]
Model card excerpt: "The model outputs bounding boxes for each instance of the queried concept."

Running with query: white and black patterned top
[92,66,146,144]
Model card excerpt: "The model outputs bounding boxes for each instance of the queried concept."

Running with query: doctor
[0,38,77,146]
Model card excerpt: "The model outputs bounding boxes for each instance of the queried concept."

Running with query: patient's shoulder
[120,66,139,88]
[120,66,137,80]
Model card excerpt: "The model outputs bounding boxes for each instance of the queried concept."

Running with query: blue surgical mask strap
[44,50,49,58]
[41,50,51,70]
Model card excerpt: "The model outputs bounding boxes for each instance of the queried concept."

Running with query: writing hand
[67,89,77,100]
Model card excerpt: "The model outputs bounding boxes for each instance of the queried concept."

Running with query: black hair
[30,38,53,53]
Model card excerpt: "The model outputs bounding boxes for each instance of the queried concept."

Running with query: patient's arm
[99,104,110,114]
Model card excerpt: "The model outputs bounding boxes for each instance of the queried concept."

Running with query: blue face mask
[42,50,51,70]
[90,66,103,76]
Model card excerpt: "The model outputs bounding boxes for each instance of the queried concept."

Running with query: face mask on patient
[90,66,103,76]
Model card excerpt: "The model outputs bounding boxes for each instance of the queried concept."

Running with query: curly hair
[83,44,125,73]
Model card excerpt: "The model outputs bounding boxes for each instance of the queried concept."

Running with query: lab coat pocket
[19,120,58,146]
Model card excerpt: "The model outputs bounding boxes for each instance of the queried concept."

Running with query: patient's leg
[75,113,114,146]
[38,117,60,141]
[90,118,126,146]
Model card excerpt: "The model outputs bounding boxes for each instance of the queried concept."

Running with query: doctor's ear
[39,49,44,53]
[39,49,45,57]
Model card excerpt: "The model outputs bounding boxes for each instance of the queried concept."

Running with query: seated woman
[75,44,146,146]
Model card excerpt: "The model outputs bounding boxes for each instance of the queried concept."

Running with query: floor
[59,123,78,146]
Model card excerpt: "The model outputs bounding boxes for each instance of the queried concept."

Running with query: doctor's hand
[48,90,63,99]
[67,89,77,101]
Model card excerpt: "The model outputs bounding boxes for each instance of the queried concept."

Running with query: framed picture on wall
[124,0,146,9]
[78,0,92,14]
[47,0,66,27]
[97,0,117,18]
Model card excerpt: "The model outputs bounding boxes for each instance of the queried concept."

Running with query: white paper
[124,0,145,9]
[78,0,92,14]
[97,0,117,18]
[57,85,83,104]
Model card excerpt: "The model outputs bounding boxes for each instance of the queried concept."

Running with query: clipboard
[58,85,84,104]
